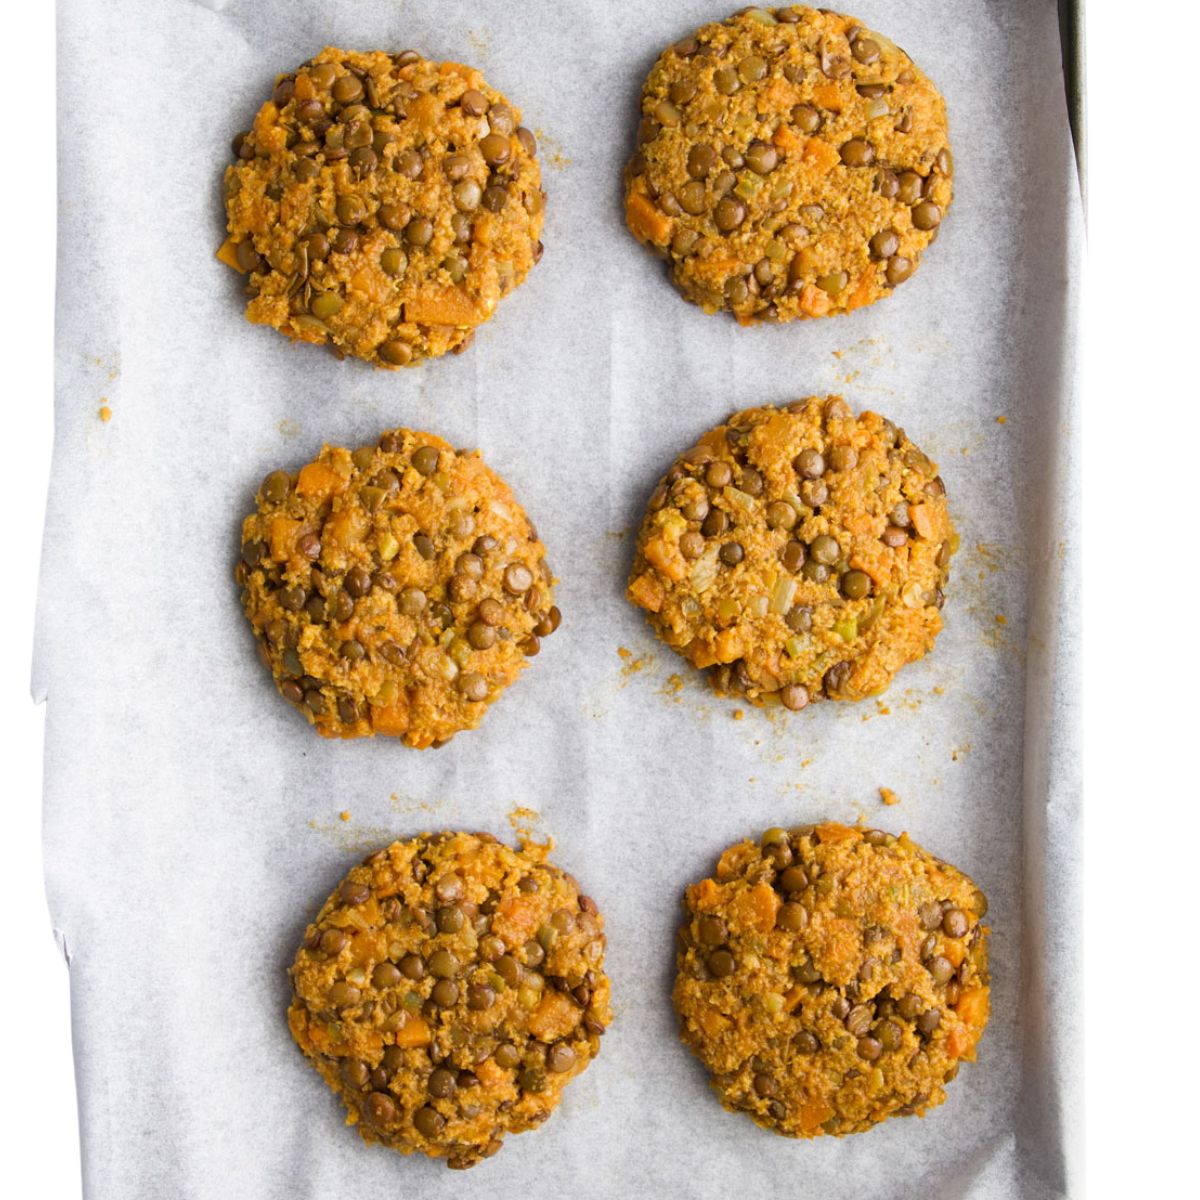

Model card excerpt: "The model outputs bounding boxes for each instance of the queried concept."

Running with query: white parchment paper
[37,1,1082,1196]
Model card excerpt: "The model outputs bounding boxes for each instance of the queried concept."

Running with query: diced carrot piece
[955,985,990,1030]
[625,192,672,245]
[322,507,363,552]
[475,1057,508,1088]
[942,939,966,968]
[695,1007,729,1039]
[527,990,580,1041]
[815,822,857,843]
[758,79,796,114]
[644,536,686,583]
[946,1024,974,1059]
[909,503,937,539]
[392,1014,431,1048]
[772,124,806,156]
[802,137,841,175]
[293,73,316,101]
[370,701,410,737]
[799,284,832,317]
[689,877,721,907]
[811,83,844,112]
[409,91,442,131]
[496,895,540,937]
[784,986,805,1013]
[404,288,490,327]
[350,266,389,304]
[734,883,780,934]
[843,266,879,313]
[296,460,344,499]
[216,237,244,272]
[713,628,743,664]
[628,571,666,613]
[268,515,300,561]
[798,1098,835,1133]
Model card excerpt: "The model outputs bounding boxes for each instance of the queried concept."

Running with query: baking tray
[37,2,1083,1196]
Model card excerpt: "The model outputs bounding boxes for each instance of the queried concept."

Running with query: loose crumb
[800,757,813,769]
[99,405,112,422]
[880,787,900,807]
[732,709,744,721]
[996,415,1007,424]
[995,614,1007,625]
[339,811,351,822]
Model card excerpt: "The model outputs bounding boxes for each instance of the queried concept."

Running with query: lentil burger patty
[675,823,989,1136]
[627,397,955,708]
[289,833,611,1169]
[236,428,559,747]
[219,48,544,367]
[624,7,951,322]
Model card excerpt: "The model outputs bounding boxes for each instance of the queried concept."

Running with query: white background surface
[0,2,1193,1196]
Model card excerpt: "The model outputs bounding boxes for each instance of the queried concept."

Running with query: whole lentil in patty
[219,48,544,367]
[289,833,610,1168]
[236,428,559,747]
[623,8,952,323]
[674,822,989,1136]
[627,396,955,706]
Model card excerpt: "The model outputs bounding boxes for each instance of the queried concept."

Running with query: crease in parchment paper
[38,2,1081,1197]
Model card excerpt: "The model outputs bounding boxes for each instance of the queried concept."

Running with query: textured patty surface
[627,397,955,708]
[289,833,611,1169]
[624,7,951,322]
[220,47,544,367]
[674,822,989,1137]
[237,428,558,747]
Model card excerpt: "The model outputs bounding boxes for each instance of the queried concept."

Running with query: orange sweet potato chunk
[296,460,344,499]
[734,883,780,934]
[527,990,580,1042]
[626,192,672,245]
[392,1013,431,1048]
[628,571,666,613]
[404,288,490,327]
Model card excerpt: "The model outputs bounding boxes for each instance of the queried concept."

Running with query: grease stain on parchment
[467,29,490,59]
[389,791,443,816]
[277,418,302,439]
[307,817,394,854]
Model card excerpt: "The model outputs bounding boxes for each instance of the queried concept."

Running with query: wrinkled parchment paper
[37,1,1081,1196]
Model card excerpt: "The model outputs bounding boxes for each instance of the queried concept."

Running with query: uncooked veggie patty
[289,833,611,1169]
[236,428,559,747]
[623,7,951,322]
[219,47,544,367]
[674,822,989,1136]
[627,396,955,707]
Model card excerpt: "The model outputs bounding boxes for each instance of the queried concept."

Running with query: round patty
[624,7,951,322]
[627,396,955,707]
[236,428,559,747]
[674,822,989,1137]
[220,47,544,367]
[289,833,611,1169]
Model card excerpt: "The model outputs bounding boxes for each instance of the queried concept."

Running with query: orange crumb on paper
[339,811,351,822]
[508,805,553,856]
[617,646,652,680]
[995,614,1007,625]
[732,709,744,721]
[98,405,112,422]
[996,415,1007,424]
[800,758,813,769]
[879,787,900,807]
[875,701,890,716]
